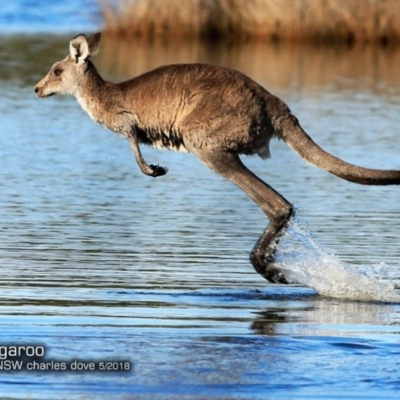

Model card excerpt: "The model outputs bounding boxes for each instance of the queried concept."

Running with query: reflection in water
[252,297,400,337]
[3,34,400,97]
[97,35,400,98]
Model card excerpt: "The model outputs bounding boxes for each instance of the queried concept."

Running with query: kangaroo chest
[135,124,188,153]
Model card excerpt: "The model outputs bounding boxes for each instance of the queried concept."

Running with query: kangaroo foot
[250,248,288,284]
[250,208,294,284]
[263,254,289,284]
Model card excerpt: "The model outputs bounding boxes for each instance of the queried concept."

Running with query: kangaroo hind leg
[194,150,294,284]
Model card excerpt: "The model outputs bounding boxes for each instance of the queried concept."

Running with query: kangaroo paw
[149,164,168,177]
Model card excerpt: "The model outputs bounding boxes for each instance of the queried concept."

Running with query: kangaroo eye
[54,68,63,77]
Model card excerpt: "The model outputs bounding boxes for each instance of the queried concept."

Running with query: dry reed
[98,0,400,44]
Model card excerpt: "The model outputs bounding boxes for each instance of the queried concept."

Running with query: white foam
[275,219,400,303]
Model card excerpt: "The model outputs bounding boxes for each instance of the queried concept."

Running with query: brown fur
[35,33,400,284]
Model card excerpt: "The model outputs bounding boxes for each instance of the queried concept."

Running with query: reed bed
[98,0,400,44]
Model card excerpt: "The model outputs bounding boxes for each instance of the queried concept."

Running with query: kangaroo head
[34,33,102,98]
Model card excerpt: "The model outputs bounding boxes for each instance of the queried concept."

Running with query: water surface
[1,8,400,399]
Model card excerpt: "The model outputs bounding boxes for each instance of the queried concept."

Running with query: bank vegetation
[98,0,400,44]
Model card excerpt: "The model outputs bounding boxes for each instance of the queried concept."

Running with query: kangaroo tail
[281,115,400,185]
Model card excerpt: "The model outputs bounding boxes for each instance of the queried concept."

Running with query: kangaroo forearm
[127,133,168,178]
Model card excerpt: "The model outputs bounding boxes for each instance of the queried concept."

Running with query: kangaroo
[34,33,400,284]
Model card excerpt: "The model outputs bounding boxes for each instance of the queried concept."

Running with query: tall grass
[98,0,400,44]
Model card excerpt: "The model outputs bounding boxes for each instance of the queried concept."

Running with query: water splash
[275,219,400,303]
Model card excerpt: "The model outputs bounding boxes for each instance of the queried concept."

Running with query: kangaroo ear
[69,33,101,64]
[87,32,102,56]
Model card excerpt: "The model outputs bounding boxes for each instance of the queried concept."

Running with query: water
[0,0,99,34]
[1,1,400,399]
[278,220,400,302]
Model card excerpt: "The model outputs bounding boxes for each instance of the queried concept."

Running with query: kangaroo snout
[34,85,54,98]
